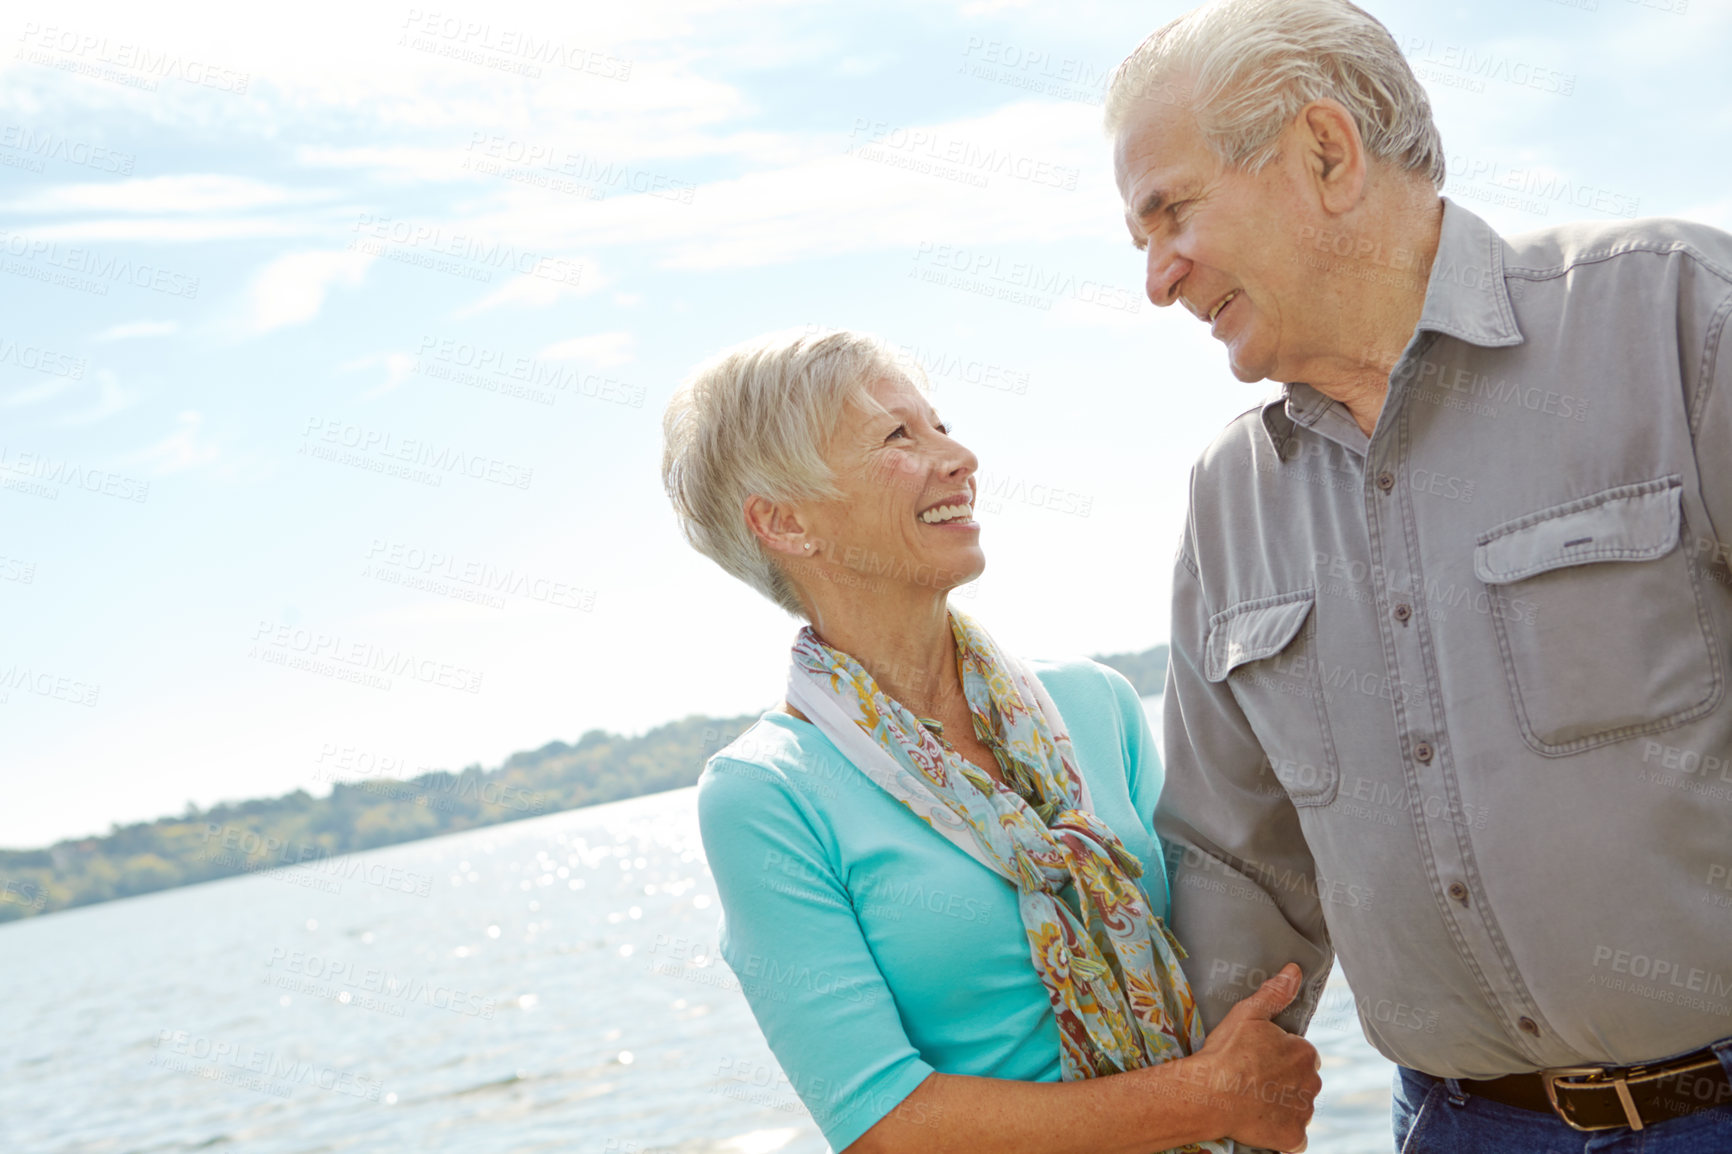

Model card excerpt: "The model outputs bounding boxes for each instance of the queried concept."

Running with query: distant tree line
[0,644,1165,924]
[1092,645,1169,697]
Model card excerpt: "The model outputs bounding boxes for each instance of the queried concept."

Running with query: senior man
[1107,0,1732,1150]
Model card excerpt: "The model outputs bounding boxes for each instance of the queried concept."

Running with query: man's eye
[885,425,907,441]
[935,423,950,436]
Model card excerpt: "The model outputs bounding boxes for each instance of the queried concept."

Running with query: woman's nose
[943,436,978,481]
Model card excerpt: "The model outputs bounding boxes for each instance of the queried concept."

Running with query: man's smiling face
[1114,94,1316,384]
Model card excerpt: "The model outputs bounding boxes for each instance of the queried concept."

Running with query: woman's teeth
[919,503,973,524]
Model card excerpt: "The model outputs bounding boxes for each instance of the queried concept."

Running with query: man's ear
[1297,99,1367,215]
[744,494,811,558]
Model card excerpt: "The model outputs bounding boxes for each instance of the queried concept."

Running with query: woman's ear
[744,494,813,558]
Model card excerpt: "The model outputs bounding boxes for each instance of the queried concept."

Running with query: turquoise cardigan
[696,657,1170,1151]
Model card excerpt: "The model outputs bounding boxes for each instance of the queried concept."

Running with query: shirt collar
[1412,196,1524,350]
[1258,380,1372,458]
[1258,196,1524,454]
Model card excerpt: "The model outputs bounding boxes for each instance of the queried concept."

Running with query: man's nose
[1146,242,1187,307]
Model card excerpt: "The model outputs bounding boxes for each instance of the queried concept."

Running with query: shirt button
[1376,470,1395,492]
[1415,741,1434,763]
[1393,602,1413,623]
[1519,1017,1541,1037]
[1447,881,1469,905]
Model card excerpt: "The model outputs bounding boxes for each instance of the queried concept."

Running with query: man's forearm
[1159,827,1334,1035]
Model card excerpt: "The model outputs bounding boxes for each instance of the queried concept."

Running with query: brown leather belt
[1458,1049,1732,1132]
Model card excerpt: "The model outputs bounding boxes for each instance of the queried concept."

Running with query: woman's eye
[935,423,950,436]
[885,425,907,441]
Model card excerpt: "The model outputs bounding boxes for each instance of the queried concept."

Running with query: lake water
[1,701,1397,1153]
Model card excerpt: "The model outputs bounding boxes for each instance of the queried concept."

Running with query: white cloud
[2,375,80,408]
[453,266,602,317]
[1,0,782,175]
[5,368,141,423]
[1,174,333,215]
[132,410,219,474]
[245,248,374,332]
[340,351,420,398]
[538,332,636,367]
[93,320,180,342]
[443,100,1123,271]
[2,19,1122,282]
[295,144,468,183]
[59,372,139,426]
[18,216,325,243]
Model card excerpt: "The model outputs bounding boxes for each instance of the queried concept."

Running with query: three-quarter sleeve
[1099,663,1166,837]
[1155,548,1335,1035]
[697,759,936,1151]
[1091,662,1172,912]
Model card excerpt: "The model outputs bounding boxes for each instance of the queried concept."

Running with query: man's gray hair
[661,328,917,617]
[1105,0,1445,189]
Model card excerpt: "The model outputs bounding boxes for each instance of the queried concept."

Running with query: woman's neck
[806,593,961,718]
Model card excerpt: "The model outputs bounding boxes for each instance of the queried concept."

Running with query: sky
[2,0,1727,847]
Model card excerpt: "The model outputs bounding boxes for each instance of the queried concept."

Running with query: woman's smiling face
[803,373,984,598]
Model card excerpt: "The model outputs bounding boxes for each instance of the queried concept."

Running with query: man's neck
[1289,192,1445,437]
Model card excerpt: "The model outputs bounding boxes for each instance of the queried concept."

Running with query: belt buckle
[1541,1065,1644,1132]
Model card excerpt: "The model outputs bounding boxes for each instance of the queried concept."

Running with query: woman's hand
[1176,962,1322,1152]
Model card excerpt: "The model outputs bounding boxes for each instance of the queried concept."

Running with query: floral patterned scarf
[786,607,1229,1154]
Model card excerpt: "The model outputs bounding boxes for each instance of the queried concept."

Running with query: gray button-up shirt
[1156,197,1732,1079]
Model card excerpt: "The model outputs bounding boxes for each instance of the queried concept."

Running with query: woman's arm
[698,754,1319,1154]
[845,963,1320,1154]
[697,760,939,1149]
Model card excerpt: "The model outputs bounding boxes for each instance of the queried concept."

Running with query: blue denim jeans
[1393,1039,1732,1153]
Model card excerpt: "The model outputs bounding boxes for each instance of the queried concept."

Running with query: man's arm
[1155,548,1334,1035]
[1686,267,1732,566]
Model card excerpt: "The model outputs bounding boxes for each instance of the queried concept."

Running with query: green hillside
[0,643,1166,924]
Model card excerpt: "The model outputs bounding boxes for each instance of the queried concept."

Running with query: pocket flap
[1474,479,1682,586]
[1204,591,1315,683]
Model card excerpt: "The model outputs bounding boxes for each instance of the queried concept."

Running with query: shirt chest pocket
[1204,589,1340,806]
[1473,476,1724,756]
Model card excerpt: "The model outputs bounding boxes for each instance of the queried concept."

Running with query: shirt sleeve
[697,759,936,1151]
[1154,545,1335,1035]
[1687,268,1732,563]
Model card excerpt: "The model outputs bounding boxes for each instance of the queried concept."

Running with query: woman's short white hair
[661,328,918,617]
[1104,0,1445,189]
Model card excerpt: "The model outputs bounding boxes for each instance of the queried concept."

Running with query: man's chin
[1225,355,1271,384]
[1218,337,1266,383]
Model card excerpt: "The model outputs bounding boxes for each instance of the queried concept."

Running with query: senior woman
[661,328,1320,1154]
